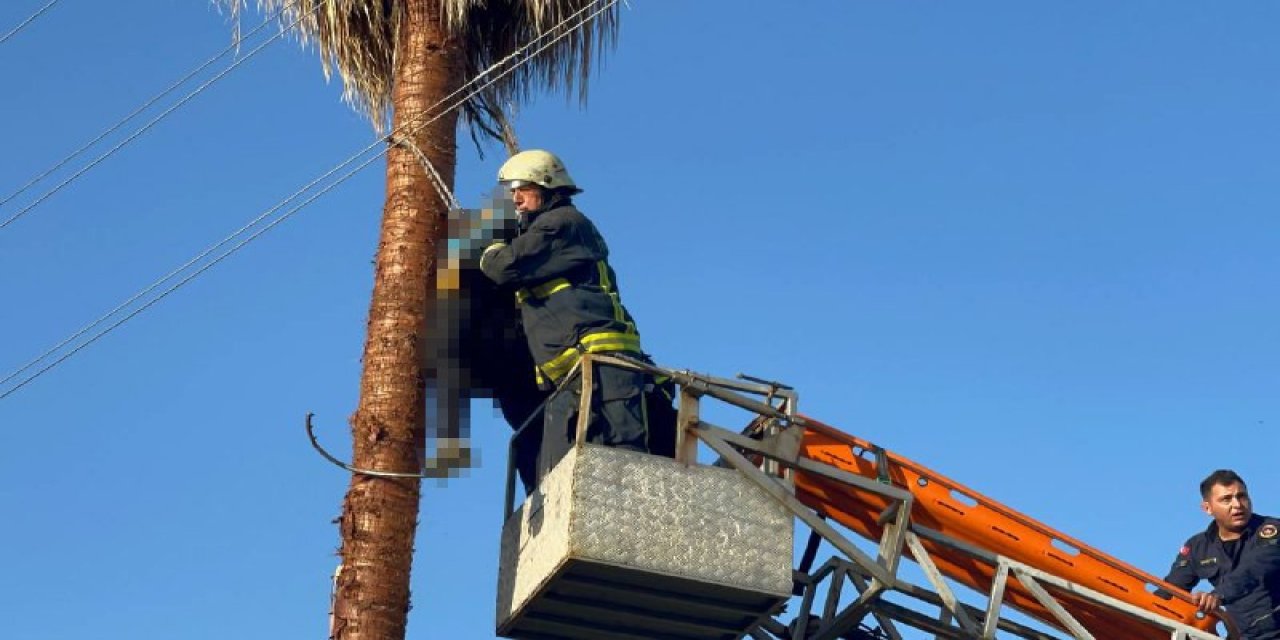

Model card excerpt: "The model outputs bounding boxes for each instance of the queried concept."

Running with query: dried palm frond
[449,0,620,137]
[219,0,620,138]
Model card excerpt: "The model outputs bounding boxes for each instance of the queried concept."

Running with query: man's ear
[1202,500,1213,518]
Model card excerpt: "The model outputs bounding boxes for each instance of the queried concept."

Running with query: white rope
[381,0,617,211]
[390,134,463,211]
[0,0,621,400]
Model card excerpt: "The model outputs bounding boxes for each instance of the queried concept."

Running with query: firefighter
[478,149,674,481]
[1165,469,1280,639]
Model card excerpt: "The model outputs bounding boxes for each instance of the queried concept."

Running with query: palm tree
[219,2,619,638]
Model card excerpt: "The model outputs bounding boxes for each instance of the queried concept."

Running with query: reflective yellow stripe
[515,262,620,308]
[595,261,633,329]
[515,277,572,305]
[596,261,613,292]
[539,279,572,297]
[538,346,584,383]
[579,332,640,347]
[536,331,643,383]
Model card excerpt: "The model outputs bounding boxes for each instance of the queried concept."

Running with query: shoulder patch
[1260,524,1278,539]
[1180,545,1191,556]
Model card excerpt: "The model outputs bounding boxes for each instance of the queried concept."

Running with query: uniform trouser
[505,402,544,496]
[1240,618,1280,640]
[1241,627,1280,640]
[537,361,676,482]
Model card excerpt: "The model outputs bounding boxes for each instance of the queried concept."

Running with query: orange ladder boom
[792,416,1224,639]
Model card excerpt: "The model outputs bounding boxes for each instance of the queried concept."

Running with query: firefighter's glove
[479,242,506,272]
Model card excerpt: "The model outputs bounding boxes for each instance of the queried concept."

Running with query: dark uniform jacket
[1166,514,1280,638]
[479,201,642,388]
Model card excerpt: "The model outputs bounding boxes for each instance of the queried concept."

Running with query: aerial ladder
[495,354,1236,640]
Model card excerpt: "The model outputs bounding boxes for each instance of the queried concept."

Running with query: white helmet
[497,149,581,193]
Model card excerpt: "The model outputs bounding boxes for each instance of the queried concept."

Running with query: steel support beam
[698,427,894,586]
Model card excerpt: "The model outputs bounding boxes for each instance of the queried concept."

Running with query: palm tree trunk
[332,1,463,638]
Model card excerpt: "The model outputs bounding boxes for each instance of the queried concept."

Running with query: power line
[0,149,386,401]
[0,0,61,47]
[0,6,303,232]
[0,0,621,400]
[0,6,286,215]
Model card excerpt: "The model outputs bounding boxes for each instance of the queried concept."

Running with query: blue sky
[1,2,1277,638]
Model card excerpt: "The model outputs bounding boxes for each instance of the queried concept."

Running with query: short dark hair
[1200,469,1247,499]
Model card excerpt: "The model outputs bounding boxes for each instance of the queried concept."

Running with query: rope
[305,361,578,479]
[0,0,621,401]
[384,0,617,212]
[389,134,462,211]
[0,0,61,47]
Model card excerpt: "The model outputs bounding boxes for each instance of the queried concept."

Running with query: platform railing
[504,354,1232,640]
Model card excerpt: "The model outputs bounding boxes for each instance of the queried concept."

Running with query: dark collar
[1204,514,1266,541]
[519,199,575,231]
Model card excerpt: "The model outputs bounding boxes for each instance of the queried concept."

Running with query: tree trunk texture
[332,1,463,638]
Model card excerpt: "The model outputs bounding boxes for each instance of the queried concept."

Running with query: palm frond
[219,1,619,137]
[220,0,400,128]
[449,0,620,129]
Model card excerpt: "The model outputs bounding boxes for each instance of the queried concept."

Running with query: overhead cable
[0,5,303,231]
[0,0,620,400]
[0,6,286,216]
[0,0,62,47]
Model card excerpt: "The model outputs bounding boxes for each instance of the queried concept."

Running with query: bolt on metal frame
[504,354,1233,640]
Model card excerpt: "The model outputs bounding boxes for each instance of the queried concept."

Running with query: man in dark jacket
[1165,469,1280,639]
[479,149,674,482]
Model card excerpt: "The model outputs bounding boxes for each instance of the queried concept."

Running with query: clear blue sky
[1,2,1277,638]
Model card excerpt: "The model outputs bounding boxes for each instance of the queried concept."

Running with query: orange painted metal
[793,416,1224,639]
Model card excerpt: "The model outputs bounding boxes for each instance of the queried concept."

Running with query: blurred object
[422,194,545,484]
